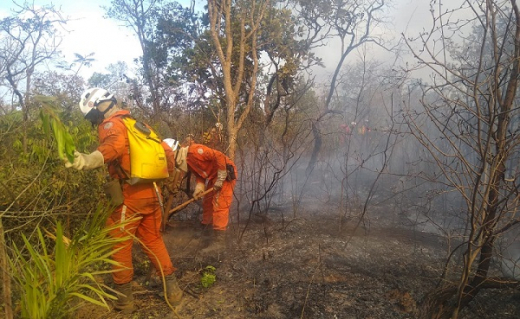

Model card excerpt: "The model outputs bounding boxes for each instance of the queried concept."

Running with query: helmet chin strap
[85,101,116,126]
[99,100,115,116]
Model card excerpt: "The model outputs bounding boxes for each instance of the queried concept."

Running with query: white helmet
[79,88,115,115]
[163,138,179,151]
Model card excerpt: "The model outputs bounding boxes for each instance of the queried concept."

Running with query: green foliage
[200,265,217,288]
[9,205,133,319]
[40,102,76,163]
[0,93,103,230]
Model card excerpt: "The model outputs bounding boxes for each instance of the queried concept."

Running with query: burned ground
[76,202,520,319]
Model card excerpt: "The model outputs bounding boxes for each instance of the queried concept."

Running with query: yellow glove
[65,150,104,170]
[213,170,227,191]
[193,182,205,199]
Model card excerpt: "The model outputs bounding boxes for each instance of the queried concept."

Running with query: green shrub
[9,205,132,319]
[200,265,217,288]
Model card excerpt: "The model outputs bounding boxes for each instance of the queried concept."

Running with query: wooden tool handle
[161,195,175,232]
[167,187,214,216]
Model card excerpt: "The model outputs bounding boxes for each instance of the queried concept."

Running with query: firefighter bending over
[171,140,237,252]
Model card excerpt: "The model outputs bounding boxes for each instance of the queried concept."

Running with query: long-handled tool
[160,194,175,232]
[161,188,214,230]
[169,188,214,215]
[153,181,166,220]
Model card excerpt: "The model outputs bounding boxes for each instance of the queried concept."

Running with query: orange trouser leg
[107,198,174,284]
[135,202,175,277]
[201,188,214,226]
[107,204,139,285]
[202,179,235,231]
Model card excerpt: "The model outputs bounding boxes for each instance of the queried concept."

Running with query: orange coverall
[97,109,175,284]
[186,143,237,231]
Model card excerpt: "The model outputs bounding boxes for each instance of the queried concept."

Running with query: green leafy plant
[39,103,76,163]
[200,265,217,288]
[9,205,133,319]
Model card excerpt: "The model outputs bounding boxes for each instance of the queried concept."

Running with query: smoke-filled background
[2,0,520,318]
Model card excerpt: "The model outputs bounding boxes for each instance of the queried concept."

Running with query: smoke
[500,242,520,280]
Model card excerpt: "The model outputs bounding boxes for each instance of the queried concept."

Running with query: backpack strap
[107,114,131,181]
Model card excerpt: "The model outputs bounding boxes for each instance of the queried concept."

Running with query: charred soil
[77,204,520,319]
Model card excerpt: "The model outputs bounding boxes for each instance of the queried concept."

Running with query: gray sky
[0,0,463,81]
[305,0,440,83]
[0,0,143,78]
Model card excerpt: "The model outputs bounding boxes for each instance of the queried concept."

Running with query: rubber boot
[200,230,227,254]
[165,273,183,306]
[200,224,213,236]
[114,282,134,313]
[200,224,213,248]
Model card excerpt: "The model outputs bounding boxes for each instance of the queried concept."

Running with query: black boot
[165,273,183,306]
[200,230,227,254]
[199,223,213,248]
[114,282,134,313]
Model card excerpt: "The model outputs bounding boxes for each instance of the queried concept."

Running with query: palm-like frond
[9,205,135,319]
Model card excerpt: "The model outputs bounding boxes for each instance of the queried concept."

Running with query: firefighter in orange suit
[65,88,182,313]
[173,141,237,251]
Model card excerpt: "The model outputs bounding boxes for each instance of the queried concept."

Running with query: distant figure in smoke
[340,123,351,143]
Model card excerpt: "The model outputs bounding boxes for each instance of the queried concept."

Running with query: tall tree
[0,2,67,151]
[147,0,209,130]
[105,0,203,136]
[257,4,319,130]
[203,0,319,158]
[206,0,270,159]
[291,0,387,175]
[403,0,520,318]
[105,0,163,118]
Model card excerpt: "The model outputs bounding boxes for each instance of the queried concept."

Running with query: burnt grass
[76,202,520,319]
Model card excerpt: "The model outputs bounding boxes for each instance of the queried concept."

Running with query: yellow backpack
[120,116,169,185]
